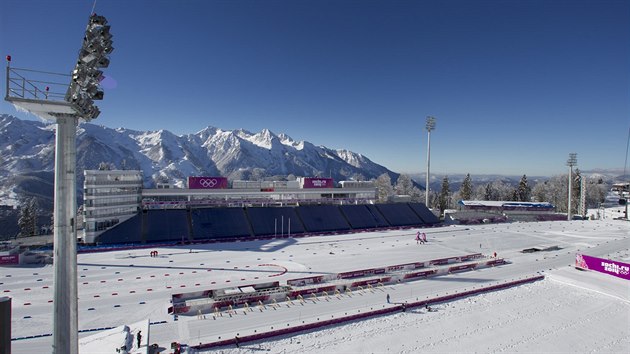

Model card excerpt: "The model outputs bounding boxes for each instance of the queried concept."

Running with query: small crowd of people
[415,231,428,244]
[149,250,159,257]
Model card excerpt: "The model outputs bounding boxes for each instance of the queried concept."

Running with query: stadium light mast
[567,153,577,221]
[5,13,113,354]
[425,116,436,207]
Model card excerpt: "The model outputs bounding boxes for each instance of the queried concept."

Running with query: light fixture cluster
[65,13,113,121]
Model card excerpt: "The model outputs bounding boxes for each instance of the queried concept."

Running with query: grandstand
[245,206,305,237]
[82,170,444,245]
[339,204,389,229]
[375,203,426,226]
[296,205,352,233]
[93,202,438,245]
[191,208,252,240]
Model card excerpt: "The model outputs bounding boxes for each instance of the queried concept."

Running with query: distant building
[83,170,143,243]
[449,200,562,224]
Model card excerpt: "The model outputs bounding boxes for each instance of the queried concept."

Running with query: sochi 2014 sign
[575,253,630,281]
[188,177,228,189]
[302,177,333,189]
[0,254,19,265]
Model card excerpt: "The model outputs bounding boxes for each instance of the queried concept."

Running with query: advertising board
[188,177,228,189]
[302,177,334,189]
[0,254,19,265]
[575,253,630,280]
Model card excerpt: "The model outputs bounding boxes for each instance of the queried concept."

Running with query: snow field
[4,218,629,353]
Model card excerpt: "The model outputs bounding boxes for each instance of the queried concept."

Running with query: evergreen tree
[483,183,494,201]
[409,186,423,202]
[572,169,582,215]
[18,197,38,237]
[375,173,394,203]
[394,174,414,196]
[29,198,39,235]
[438,176,450,215]
[459,173,473,201]
[515,175,531,202]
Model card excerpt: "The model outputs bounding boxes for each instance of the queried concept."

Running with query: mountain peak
[0,115,396,206]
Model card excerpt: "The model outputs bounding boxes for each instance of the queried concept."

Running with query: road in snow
[4,215,629,353]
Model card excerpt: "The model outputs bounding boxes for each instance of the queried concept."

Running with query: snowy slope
[0,114,395,206]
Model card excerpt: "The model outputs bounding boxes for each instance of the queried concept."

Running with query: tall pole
[52,116,79,354]
[6,13,112,352]
[567,153,577,221]
[425,116,436,207]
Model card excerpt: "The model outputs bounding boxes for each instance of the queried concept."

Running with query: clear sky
[1,0,629,176]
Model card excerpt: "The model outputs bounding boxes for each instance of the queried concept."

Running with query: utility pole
[425,116,436,208]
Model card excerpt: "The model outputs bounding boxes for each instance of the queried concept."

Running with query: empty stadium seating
[375,203,424,226]
[95,214,142,244]
[191,208,252,240]
[296,205,351,233]
[339,204,389,229]
[93,203,441,244]
[408,203,440,224]
[145,209,190,242]
[246,207,305,237]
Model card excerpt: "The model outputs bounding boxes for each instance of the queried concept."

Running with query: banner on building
[302,178,333,189]
[575,253,630,281]
[188,177,228,189]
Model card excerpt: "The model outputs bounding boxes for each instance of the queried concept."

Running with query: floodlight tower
[5,13,113,354]
[567,153,577,221]
[425,116,436,207]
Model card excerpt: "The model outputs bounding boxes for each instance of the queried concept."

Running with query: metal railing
[6,65,70,101]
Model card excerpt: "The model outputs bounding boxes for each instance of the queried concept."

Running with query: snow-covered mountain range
[0,114,397,207]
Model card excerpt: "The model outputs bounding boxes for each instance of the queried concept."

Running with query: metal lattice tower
[567,153,577,221]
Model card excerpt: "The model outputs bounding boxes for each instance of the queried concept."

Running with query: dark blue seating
[296,205,351,232]
[375,203,424,226]
[246,207,305,237]
[339,204,388,229]
[365,205,390,227]
[191,208,251,240]
[96,214,142,244]
[408,203,440,224]
[93,202,441,244]
[145,210,190,242]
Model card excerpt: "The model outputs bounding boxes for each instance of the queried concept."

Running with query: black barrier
[0,296,10,354]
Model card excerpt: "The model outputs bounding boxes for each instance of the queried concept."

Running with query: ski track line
[548,275,630,304]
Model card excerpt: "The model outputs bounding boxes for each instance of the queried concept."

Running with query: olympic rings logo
[199,178,218,188]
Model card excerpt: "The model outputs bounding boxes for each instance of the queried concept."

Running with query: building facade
[83,170,143,243]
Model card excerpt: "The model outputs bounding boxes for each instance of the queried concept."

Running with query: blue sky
[1,0,629,176]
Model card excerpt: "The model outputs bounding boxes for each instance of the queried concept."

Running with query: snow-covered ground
[4,206,629,353]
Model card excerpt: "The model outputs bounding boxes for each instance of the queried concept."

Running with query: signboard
[575,254,630,281]
[0,254,19,265]
[302,177,334,189]
[188,177,228,189]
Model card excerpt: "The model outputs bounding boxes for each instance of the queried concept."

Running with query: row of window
[84,196,142,208]
[84,205,139,218]
[84,218,120,232]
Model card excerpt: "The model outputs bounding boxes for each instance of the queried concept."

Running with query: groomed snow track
[190,275,544,350]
